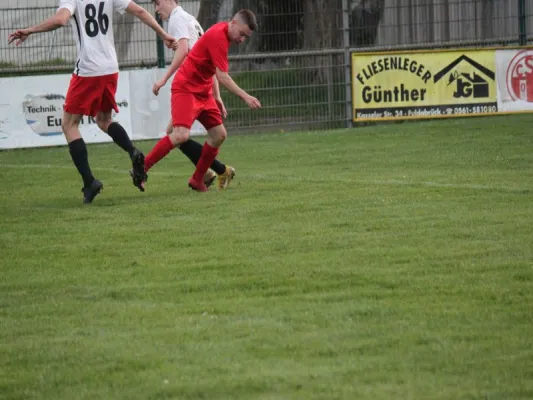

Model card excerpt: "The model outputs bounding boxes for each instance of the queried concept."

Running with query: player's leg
[169,117,230,187]
[95,73,147,191]
[62,111,102,204]
[143,93,197,183]
[144,125,190,175]
[180,138,228,176]
[188,123,226,192]
[164,118,207,181]
[96,110,136,159]
[63,74,103,203]
[188,97,234,192]
[95,109,145,191]
[203,124,236,190]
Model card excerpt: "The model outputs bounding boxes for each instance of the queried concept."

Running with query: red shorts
[64,73,119,117]
[171,91,223,130]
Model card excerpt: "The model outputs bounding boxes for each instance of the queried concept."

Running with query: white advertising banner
[0,72,132,149]
[496,49,533,113]
[0,68,205,150]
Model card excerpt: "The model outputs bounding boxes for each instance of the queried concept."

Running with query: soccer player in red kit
[143,9,261,192]
[150,0,236,190]
[8,0,176,204]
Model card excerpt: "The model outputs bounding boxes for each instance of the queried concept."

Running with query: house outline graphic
[434,55,495,99]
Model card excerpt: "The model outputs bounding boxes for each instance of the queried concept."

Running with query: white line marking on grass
[1,163,530,193]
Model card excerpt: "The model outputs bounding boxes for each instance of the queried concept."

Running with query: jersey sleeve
[168,15,191,41]
[208,40,229,73]
[113,0,132,15]
[57,0,76,14]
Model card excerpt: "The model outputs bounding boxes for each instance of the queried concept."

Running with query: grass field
[1,115,532,400]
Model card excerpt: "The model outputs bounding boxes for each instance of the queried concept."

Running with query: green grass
[1,115,533,400]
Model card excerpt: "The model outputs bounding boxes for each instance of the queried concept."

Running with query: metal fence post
[156,14,165,68]
[342,0,352,128]
[326,54,334,121]
[519,0,527,46]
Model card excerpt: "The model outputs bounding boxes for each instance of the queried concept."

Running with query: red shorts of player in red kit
[170,22,230,131]
[64,73,119,117]
[171,91,223,130]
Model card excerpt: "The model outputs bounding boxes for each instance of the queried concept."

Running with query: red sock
[192,142,219,181]
[145,135,174,172]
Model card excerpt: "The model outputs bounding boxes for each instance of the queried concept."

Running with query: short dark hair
[235,9,257,31]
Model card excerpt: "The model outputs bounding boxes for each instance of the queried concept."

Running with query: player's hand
[216,97,227,119]
[163,35,178,50]
[8,29,31,46]
[243,94,261,109]
[152,79,166,96]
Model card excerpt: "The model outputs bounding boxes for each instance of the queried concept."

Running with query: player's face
[154,0,172,20]
[230,21,252,44]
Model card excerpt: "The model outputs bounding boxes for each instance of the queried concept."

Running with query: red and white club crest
[507,50,533,102]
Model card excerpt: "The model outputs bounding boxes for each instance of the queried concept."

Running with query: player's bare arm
[215,68,261,109]
[212,76,227,118]
[153,38,189,95]
[212,76,222,99]
[8,8,71,46]
[126,2,177,49]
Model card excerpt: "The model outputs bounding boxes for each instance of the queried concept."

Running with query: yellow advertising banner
[351,49,497,121]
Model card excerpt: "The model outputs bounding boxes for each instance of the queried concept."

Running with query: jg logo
[434,55,495,99]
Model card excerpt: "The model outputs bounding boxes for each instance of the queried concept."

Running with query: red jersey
[172,22,230,96]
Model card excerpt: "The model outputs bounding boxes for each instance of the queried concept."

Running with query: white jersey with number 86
[58,0,131,77]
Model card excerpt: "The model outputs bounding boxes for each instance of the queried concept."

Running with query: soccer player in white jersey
[149,0,235,190]
[8,0,177,204]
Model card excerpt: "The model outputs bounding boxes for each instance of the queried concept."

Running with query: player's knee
[218,129,227,143]
[61,114,82,141]
[169,129,189,146]
[61,114,79,133]
[210,126,227,146]
[96,114,112,132]
[176,132,189,144]
[61,119,70,133]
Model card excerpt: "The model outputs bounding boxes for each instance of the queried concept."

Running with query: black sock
[179,139,226,175]
[107,122,135,158]
[210,158,227,175]
[68,138,95,188]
